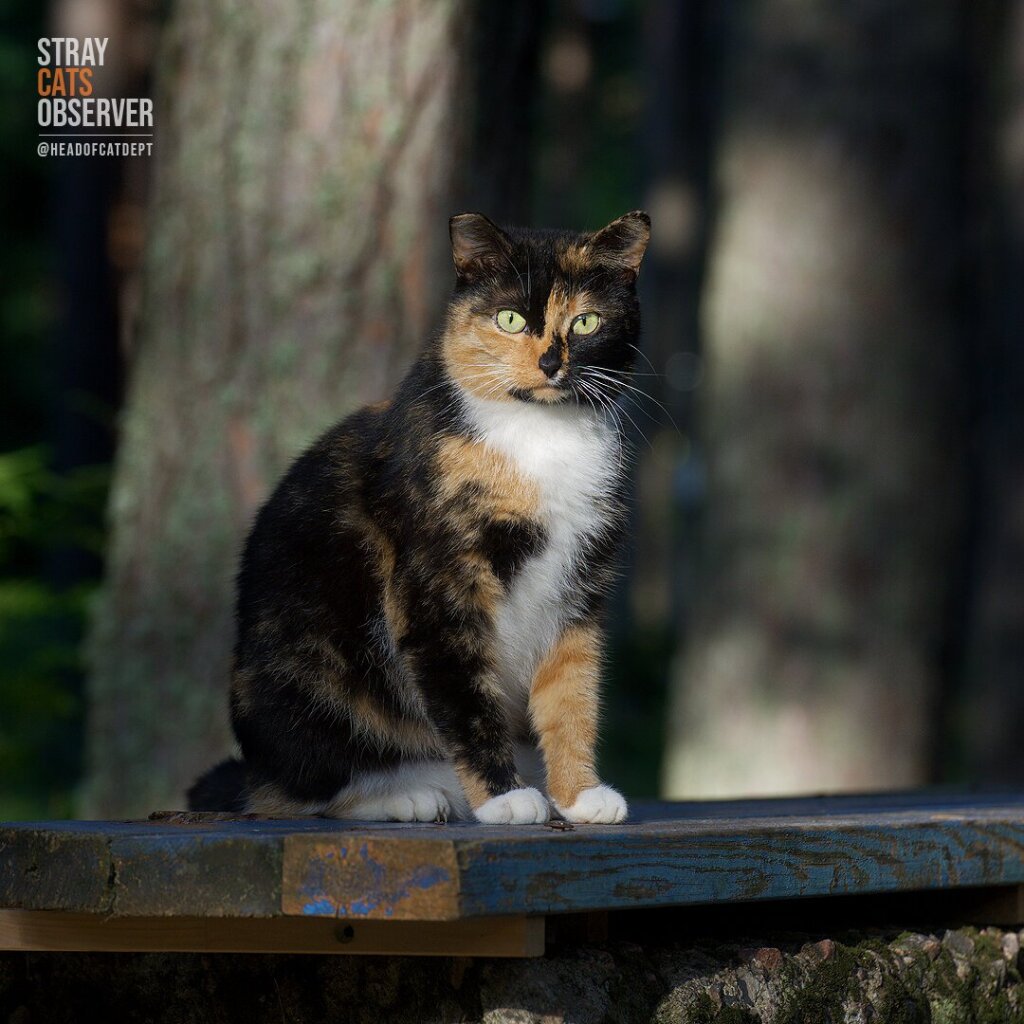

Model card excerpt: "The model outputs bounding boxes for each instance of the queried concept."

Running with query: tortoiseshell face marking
[443,211,650,407]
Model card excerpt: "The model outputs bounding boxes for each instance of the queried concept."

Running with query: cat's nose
[538,349,562,378]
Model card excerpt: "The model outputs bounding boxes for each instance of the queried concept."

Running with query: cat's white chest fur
[460,393,619,698]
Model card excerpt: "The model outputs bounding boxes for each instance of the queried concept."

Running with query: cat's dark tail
[187,758,249,812]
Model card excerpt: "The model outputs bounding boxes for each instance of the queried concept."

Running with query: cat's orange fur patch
[558,243,592,277]
[442,551,504,620]
[435,435,540,521]
[347,691,441,757]
[354,514,407,641]
[529,625,602,808]
[442,302,547,400]
[455,765,496,811]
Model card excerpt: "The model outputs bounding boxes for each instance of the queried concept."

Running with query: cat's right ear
[450,213,511,284]
[587,210,651,280]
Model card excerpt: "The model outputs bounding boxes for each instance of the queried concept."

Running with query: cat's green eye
[572,312,601,336]
[496,309,527,334]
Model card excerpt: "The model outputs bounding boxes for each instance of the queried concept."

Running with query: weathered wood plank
[281,836,461,920]
[282,801,1024,919]
[109,832,283,917]
[0,910,544,957]
[0,827,113,914]
[4,794,1024,923]
[0,823,285,918]
[449,817,1024,918]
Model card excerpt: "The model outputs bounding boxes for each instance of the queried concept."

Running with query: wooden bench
[3,791,1023,957]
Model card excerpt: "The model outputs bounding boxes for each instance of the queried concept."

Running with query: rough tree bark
[84,0,478,816]
[663,2,969,797]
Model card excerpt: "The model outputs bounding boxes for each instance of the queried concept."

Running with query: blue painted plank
[281,799,1024,919]
[452,817,1024,917]
[4,794,1024,920]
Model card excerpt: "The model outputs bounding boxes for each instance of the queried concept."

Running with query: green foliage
[0,448,109,819]
[0,446,108,565]
[0,1,103,820]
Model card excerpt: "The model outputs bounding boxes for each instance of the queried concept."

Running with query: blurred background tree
[2,0,1023,817]
[962,0,1024,785]
[663,1,970,796]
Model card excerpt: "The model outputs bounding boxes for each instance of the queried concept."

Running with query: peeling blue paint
[296,841,452,918]
[302,898,336,915]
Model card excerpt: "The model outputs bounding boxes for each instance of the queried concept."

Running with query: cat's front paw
[474,787,549,825]
[555,784,628,824]
[380,787,451,822]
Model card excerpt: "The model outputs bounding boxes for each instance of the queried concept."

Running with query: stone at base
[1,926,1022,1023]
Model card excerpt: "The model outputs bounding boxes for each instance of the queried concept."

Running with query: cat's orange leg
[529,624,627,823]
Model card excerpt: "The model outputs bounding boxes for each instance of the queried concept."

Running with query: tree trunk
[83,0,476,816]
[663,2,968,797]
[962,0,1024,784]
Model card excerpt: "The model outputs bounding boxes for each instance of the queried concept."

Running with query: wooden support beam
[0,910,545,958]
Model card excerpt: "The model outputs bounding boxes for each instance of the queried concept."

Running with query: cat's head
[441,211,650,408]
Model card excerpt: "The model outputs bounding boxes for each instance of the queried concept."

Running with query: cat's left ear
[449,213,513,284]
[587,210,651,280]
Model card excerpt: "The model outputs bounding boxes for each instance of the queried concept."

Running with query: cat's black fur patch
[187,758,248,812]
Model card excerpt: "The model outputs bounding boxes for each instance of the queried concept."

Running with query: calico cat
[188,210,650,824]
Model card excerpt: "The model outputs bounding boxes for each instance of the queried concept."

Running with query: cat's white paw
[474,787,549,825]
[555,784,628,824]
[378,782,450,823]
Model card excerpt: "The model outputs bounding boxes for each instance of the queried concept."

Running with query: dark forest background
[1,0,1022,819]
